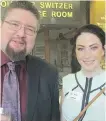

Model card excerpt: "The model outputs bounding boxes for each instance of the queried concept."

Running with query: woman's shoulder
[63,73,75,81]
[62,71,81,93]
[62,71,81,83]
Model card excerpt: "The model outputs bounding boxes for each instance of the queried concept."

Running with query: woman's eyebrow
[76,45,85,47]
[89,43,99,47]
[76,43,99,47]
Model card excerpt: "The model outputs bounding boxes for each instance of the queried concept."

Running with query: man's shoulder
[26,55,48,66]
[26,55,57,72]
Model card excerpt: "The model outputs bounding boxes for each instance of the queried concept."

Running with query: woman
[61,24,106,121]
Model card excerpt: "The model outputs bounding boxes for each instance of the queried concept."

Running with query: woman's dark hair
[71,24,105,73]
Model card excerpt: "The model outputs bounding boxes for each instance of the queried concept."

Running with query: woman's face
[75,32,104,72]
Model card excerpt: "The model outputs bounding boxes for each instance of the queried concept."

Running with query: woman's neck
[81,67,104,78]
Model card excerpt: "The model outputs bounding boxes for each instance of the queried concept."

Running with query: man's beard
[6,43,26,61]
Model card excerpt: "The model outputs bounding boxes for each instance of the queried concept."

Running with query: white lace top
[62,70,106,121]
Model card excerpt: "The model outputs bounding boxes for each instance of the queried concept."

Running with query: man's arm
[50,69,60,121]
[31,56,60,121]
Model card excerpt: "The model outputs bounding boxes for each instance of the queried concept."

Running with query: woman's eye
[91,46,98,50]
[77,48,84,51]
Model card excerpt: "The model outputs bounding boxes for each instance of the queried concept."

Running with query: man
[0,1,60,121]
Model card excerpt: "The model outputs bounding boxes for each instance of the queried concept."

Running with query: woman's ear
[103,45,106,57]
[104,45,106,50]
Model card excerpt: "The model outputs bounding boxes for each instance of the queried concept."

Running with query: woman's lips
[83,60,95,65]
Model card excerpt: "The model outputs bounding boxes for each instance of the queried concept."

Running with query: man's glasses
[4,20,37,36]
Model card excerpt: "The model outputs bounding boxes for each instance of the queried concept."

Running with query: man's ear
[0,21,1,28]
[0,19,3,28]
[0,18,3,27]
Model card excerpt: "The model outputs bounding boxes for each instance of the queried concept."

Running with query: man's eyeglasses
[4,20,37,36]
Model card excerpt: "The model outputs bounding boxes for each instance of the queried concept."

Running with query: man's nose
[16,26,26,37]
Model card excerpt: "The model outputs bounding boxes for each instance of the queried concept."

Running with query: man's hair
[2,1,40,30]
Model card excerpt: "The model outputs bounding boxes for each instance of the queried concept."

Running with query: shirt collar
[80,68,104,78]
[1,50,11,66]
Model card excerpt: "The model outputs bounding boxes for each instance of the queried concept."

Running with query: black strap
[75,73,84,92]
[78,78,92,121]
